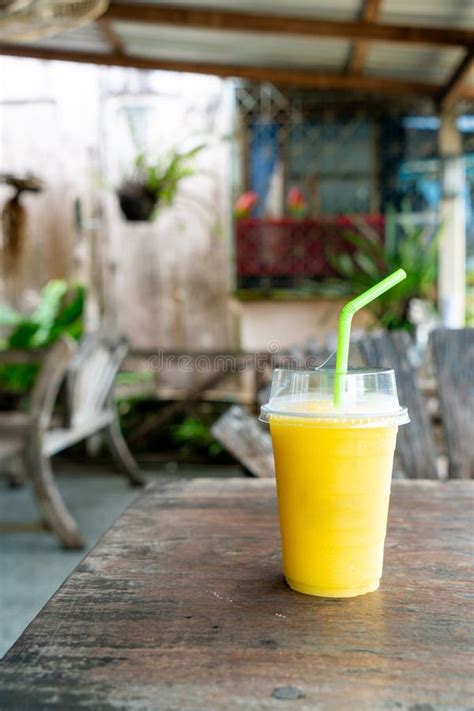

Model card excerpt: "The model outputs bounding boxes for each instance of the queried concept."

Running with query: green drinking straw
[334,268,407,407]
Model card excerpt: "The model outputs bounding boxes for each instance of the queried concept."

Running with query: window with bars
[233,82,473,296]
[236,83,378,218]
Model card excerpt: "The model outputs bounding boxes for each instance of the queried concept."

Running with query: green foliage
[0,280,86,393]
[0,304,21,328]
[171,416,222,458]
[116,371,154,388]
[328,216,441,330]
[133,144,205,214]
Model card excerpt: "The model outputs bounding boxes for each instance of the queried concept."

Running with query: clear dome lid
[260,368,409,428]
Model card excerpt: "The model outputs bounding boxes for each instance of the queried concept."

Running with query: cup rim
[262,367,409,426]
[272,367,395,376]
[260,403,410,427]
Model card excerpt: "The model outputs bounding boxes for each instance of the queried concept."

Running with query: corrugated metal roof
[3,0,473,102]
[114,22,350,70]
[380,0,474,29]
[365,45,464,82]
[31,23,108,54]
[112,0,474,27]
[111,0,362,21]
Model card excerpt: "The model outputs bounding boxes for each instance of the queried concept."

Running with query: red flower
[234,191,259,219]
[287,186,307,218]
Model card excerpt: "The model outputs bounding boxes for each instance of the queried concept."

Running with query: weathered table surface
[1,478,473,711]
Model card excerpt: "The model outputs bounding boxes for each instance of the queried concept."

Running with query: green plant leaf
[127,143,206,211]
[326,210,441,330]
[181,143,206,159]
[28,280,69,347]
[8,321,40,349]
[340,230,383,259]
[0,280,86,393]
[327,249,356,278]
[0,305,21,327]
[0,363,39,393]
[353,251,383,280]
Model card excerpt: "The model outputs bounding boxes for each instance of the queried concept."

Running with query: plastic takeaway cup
[260,368,409,598]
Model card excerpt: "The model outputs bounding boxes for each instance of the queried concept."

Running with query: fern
[328,216,441,330]
[0,281,86,393]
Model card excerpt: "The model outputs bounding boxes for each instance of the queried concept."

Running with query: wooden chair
[212,405,274,478]
[430,328,474,479]
[358,330,438,479]
[213,345,333,478]
[62,331,144,490]
[0,332,144,549]
[0,339,82,545]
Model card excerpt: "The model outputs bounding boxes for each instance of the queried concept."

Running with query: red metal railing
[235,216,385,289]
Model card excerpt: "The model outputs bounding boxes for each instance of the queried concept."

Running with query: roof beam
[104,3,474,48]
[96,18,125,55]
[437,47,474,110]
[346,0,383,74]
[0,43,447,99]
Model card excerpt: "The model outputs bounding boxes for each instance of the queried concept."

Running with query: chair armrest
[0,349,47,365]
[0,411,34,435]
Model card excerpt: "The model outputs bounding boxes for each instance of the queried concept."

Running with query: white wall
[237,299,371,352]
[0,57,234,349]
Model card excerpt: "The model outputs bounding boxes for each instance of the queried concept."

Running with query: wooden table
[1,479,473,710]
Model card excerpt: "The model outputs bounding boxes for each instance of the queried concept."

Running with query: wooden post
[438,110,466,327]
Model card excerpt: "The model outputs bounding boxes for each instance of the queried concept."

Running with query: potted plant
[286,186,308,218]
[117,145,205,222]
[327,214,441,331]
[0,280,85,408]
[0,173,43,286]
[233,191,259,220]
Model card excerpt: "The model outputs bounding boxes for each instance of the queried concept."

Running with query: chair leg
[5,472,25,488]
[6,457,26,488]
[25,440,85,549]
[104,417,145,487]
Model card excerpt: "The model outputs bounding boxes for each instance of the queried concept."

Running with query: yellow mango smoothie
[261,370,409,598]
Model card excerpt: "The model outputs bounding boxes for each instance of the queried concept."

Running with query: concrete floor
[0,459,241,658]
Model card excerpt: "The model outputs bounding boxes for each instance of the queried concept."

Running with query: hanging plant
[1,173,43,284]
[116,145,205,222]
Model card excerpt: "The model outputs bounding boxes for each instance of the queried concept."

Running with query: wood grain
[104,3,474,48]
[96,18,125,56]
[346,0,383,75]
[212,405,275,477]
[437,47,474,110]
[359,331,439,479]
[431,328,474,479]
[0,478,472,710]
